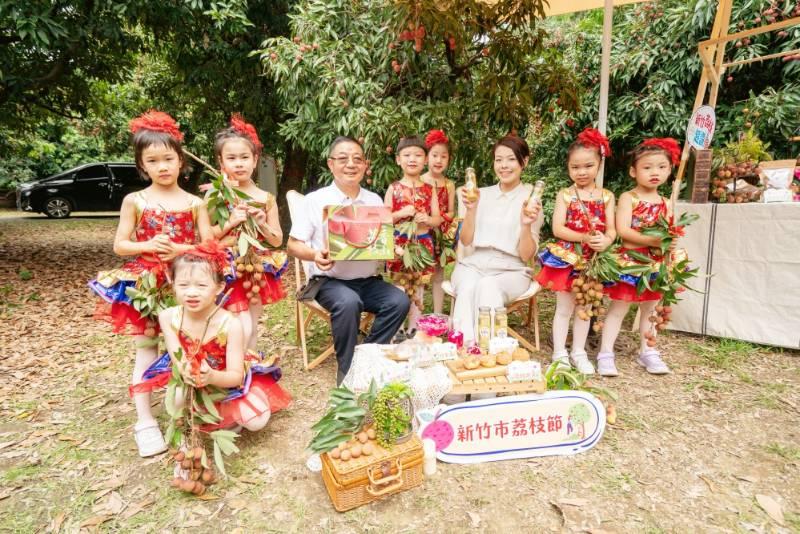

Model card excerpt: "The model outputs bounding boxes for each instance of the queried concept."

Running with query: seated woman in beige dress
[451,135,543,346]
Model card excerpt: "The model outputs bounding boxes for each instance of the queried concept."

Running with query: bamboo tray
[445,359,546,395]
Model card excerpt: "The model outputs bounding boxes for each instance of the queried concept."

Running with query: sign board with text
[418,391,605,464]
[686,105,716,150]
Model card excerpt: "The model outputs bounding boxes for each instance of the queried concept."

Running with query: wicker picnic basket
[321,434,424,512]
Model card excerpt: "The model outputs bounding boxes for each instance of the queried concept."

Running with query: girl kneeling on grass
[132,241,291,433]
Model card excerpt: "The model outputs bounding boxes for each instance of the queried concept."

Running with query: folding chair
[440,187,541,352]
[286,190,373,370]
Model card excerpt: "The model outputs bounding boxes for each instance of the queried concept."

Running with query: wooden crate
[445,360,546,395]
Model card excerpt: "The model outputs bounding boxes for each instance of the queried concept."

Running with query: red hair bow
[230,113,263,152]
[641,137,681,166]
[576,127,612,158]
[129,110,184,141]
[424,129,449,149]
[183,240,230,274]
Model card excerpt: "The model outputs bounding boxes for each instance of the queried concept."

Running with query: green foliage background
[1,0,798,226]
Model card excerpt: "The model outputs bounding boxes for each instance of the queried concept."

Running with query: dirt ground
[1,211,798,533]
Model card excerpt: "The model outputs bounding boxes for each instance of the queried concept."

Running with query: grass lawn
[0,211,798,533]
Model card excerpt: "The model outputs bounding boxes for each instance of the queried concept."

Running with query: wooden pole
[595,0,614,188]
[673,0,733,204]
[708,0,733,109]
[722,48,800,68]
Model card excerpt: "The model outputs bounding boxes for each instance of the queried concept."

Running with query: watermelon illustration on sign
[325,205,394,260]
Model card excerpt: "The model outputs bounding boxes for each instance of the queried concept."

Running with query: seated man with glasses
[288,136,410,384]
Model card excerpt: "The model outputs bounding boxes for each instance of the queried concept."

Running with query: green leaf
[242,232,266,250]
[165,383,177,417]
[199,388,221,420]
[213,441,227,477]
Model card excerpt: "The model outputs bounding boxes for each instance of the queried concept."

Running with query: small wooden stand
[445,360,546,395]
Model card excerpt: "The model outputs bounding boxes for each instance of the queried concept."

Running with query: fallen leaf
[90,476,124,492]
[228,497,248,510]
[0,450,27,459]
[698,474,715,493]
[558,498,588,507]
[755,494,785,525]
[79,515,111,528]
[197,493,220,501]
[121,496,155,520]
[466,511,480,528]
[107,491,125,515]
[734,474,757,483]
[48,511,66,533]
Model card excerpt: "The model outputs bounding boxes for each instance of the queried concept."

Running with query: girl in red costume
[212,115,286,352]
[89,111,212,457]
[596,138,683,377]
[385,136,441,329]
[421,129,456,315]
[133,242,290,433]
[535,128,616,375]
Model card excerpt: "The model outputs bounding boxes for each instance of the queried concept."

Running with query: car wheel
[44,197,72,218]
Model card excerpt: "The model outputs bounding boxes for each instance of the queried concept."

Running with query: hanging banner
[686,105,716,149]
[417,391,606,464]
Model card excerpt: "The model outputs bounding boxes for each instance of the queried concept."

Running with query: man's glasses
[330,155,366,166]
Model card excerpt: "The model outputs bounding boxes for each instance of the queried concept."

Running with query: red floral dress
[131,307,291,430]
[536,188,613,292]
[386,181,436,275]
[606,193,668,302]
[224,193,288,313]
[431,180,457,264]
[89,192,202,335]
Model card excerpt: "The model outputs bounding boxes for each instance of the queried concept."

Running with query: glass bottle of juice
[464,167,478,202]
[526,179,545,213]
[478,306,491,351]
[494,307,508,338]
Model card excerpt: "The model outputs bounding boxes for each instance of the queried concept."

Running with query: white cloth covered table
[669,202,800,349]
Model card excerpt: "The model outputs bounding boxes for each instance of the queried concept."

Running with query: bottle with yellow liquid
[525,179,545,215]
[464,167,479,203]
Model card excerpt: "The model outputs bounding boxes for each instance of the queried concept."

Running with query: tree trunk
[277,140,308,242]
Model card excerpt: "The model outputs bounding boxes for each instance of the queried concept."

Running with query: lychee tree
[256,0,582,191]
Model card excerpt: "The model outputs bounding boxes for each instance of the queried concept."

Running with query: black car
[16,162,148,218]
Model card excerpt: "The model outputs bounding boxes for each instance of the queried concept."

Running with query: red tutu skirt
[130,354,292,432]
[224,273,286,313]
[387,233,435,275]
[605,246,663,302]
[535,265,578,292]
[90,256,167,336]
[605,283,662,302]
[211,374,292,431]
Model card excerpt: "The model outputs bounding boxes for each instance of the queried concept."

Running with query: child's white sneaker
[569,351,595,375]
[552,349,570,369]
[596,352,619,377]
[134,421,168,458]
[637,349,670,375]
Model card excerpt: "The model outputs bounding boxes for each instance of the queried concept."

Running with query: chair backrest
[285,190,313,287]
